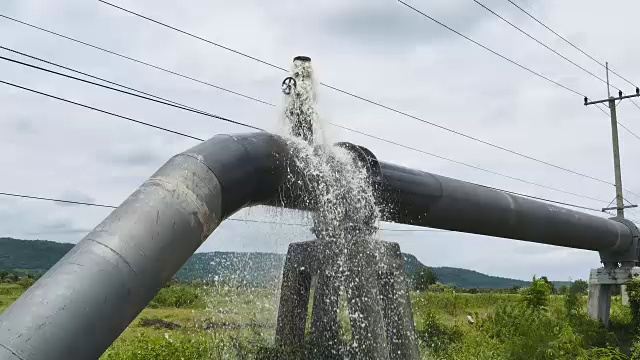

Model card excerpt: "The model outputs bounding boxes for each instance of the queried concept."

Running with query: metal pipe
[0,133,289,360]
[0,133,636,359]
[376,161,635,254]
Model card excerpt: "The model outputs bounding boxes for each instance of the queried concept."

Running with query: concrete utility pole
[584,63,640,326]
[584,62,640,219]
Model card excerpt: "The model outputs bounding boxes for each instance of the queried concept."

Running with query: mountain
[176,251,285,286]
[0,237,73,273]
[0,237,565,288]
[402,253,534,288]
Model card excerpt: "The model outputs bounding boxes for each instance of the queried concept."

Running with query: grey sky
[1,0,639,281]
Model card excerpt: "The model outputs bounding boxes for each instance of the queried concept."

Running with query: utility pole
[584,62,640,219]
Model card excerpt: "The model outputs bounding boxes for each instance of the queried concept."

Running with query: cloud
[318,0,516,51]
[96,144,167,168]
[1,0,639,282]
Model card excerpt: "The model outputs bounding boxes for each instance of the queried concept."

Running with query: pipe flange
[334,142,382,181]
[602,217,640,266]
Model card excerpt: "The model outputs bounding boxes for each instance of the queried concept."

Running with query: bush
[415,308,463,353]
[564,281,585,318]
[17,276,35,290]
[626,278,640,332]
[148,284,202,309]
[523,276,551,310]
[479,304,579,359]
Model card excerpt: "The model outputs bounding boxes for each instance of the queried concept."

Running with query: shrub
[584,346,628,360]
[148,284,202,309]
[479,304,576,359]
[564,281,585,318]
[626,278,640,332]
[415,308,463,353]
[17,276,35,290]
[523,276,551,310]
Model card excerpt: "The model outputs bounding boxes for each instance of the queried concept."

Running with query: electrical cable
[0,14,274,107]
[504,0,640,111]
[0,45,255,111]
[0,190,612,228]
[0,46,605,207]
[0,54,263,131]
[472,0,609,88]
[0,47,616,207]
[87,2,635,195]
[98,0,288,72]
[0,79,206,141]
[504,0,636,88]
[331,123,609,203]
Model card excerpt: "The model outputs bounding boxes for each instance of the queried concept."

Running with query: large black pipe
[376,162,634,255]
[0,132,635,359]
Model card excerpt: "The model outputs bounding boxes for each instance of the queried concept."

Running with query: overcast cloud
[1,0,640,281]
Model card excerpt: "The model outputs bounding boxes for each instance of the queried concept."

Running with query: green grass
[1,283,637,359]
[0,283,27,312]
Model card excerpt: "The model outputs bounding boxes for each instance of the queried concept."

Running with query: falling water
[281,56,379,241]
[280,56,391,358]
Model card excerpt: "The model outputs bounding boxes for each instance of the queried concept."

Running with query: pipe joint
[600,217,640,267]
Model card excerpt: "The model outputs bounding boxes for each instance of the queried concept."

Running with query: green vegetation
[148,282,203,309]
[1,278,638,359]
[413,266,438,291]
[0,237,73,273]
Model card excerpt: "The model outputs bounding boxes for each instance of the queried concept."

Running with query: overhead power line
[505,0,636,89]
[395,0,583,97]
[97,0,288,72]
[0,190,446,232]
[331,123,608,204]
[0,79,206,141]
[0,45,260,111]
[0,192,116,209]
[88,2,637,196]
[1,47,612,207]
[0,189,611,228]
[0,73,613,213]
[0,54,263,131]
[4,16,635,203]
[474,2,640,145]
[0,79,615,214]
[471,0,609,87]
[0,14,274,107]
[504,0,640,111]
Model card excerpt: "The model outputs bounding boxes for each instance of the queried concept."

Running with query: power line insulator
[636,87,639,95]
[584,96,588,105]
[619,90,623,98]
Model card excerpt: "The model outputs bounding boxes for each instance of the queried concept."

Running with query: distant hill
[0,237,566,288]
[0,237,73,273]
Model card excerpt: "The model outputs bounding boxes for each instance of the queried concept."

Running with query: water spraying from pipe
[279,56,392,358]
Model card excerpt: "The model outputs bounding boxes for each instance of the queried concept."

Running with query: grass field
[0,282,637,359]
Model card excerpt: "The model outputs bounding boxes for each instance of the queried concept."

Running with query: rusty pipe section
[0,133,288,360]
